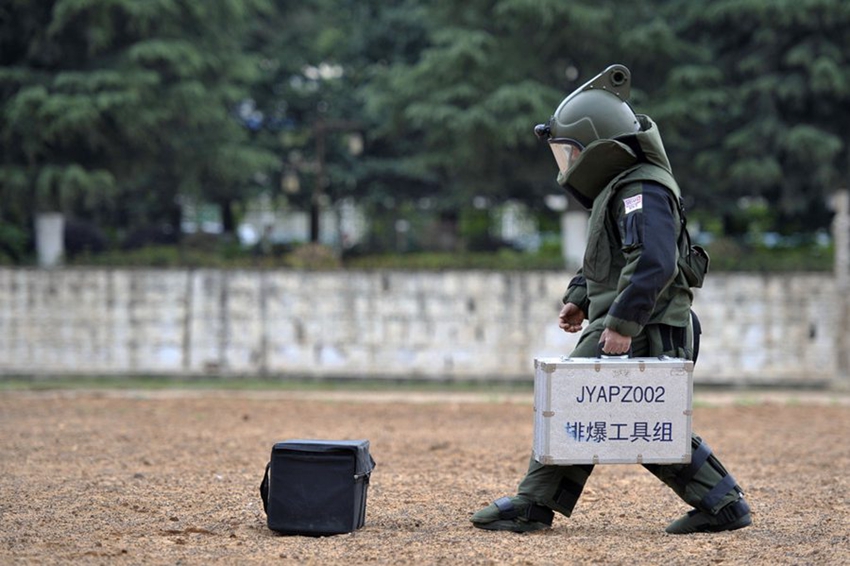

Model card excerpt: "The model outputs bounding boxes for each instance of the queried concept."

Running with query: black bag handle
[259,462,270,514]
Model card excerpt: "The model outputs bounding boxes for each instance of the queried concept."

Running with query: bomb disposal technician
[471,64,752,535]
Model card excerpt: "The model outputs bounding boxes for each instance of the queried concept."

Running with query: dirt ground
[1,387,848,565]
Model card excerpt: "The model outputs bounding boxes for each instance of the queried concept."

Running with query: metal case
[533,357,693,465]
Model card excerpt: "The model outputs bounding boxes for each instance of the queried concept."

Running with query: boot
[665,497,752,534]
[471,458,593,532]
[470,495,553,532]
[644,435,752,535]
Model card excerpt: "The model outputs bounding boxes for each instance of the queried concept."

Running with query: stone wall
[0,268,843,386]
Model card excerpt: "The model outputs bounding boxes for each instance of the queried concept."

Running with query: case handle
[596,340,632,359]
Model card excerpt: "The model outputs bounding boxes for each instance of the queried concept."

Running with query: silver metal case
[533,357,693,465]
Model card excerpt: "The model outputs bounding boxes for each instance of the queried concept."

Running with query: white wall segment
[0,268,842,385]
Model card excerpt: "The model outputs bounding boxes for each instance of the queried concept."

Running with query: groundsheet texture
[1,389,848,565]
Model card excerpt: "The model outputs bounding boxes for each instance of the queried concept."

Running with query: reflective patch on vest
[623,194,643,214]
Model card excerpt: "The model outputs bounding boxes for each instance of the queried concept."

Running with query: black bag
[678,229,710,288]
[260,439,375,536]
[677,200,710,288]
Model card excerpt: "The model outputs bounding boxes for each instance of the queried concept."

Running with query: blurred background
[2,0,850,387]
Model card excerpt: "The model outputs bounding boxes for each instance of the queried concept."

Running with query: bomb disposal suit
[470,65,752,535]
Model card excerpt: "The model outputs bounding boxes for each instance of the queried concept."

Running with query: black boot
[645,435,751,534]
[470,496,554,532]
[666,497,752,534]
[471,458,593,532]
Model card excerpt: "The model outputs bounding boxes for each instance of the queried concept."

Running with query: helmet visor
[548,139,583,175]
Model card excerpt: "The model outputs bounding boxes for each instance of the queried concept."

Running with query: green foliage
[69,241,342,270]
[34,165,116,212]
[0,223,28,263]
[344,249,565,271]
[0,0,277,251]
[63,237,831,272]
[648,0,850,230]
[284,244,343,270]
[2,0,850,269]
[360,0,622,205]
[704,237,832,272]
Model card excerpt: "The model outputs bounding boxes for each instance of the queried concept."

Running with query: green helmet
[536,64,638,146]
[535,64,639,180]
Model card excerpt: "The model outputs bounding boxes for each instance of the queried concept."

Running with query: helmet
[535,64,639,177]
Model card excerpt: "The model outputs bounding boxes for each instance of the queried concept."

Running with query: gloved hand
[558,302,585,333]
[599,327,632,355]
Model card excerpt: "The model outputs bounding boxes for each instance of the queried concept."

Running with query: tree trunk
[221,199,235,235]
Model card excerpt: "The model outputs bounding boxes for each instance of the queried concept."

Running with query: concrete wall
[0,268,843,386]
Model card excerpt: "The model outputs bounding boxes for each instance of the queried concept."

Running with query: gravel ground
[1,387,848,565]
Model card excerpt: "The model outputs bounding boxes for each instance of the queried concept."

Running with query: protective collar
[557,115,672,209]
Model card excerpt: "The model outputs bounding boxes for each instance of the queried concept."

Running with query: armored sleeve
[562,272,589,314]
[603,181,679,336]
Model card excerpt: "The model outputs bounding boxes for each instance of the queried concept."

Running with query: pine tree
[0,0,277,260]
[649,0,850,233]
